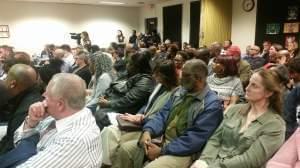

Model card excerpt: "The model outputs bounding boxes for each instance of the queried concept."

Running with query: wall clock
[242,0,255,12]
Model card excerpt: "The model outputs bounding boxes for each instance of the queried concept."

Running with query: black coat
[0,85,42,154]
[72,65,92,87]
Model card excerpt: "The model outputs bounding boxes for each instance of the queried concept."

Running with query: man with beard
[111,59,223,168]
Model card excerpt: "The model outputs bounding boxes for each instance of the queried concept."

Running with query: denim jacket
[143,85,223,156]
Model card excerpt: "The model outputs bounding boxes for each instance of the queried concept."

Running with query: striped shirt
[15,108,102,168]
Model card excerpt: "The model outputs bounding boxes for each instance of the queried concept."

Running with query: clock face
[242,0,255,12]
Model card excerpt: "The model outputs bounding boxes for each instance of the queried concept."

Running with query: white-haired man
[12,73,102,167]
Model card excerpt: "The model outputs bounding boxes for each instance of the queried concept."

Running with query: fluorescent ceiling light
[99,1,125,5]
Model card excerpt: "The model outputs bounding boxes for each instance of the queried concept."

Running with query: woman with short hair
[207,55,244,109]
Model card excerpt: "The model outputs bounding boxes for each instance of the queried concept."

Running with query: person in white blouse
[13,73,102,168]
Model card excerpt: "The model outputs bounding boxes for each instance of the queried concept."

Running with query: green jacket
[199,103,285,168]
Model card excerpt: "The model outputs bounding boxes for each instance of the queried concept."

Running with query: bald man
[0,64,42,154]
[11,73,102,167]
[53,48,72,73]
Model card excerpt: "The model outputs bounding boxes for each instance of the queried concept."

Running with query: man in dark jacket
[284,56,300,139]
[0,64,42,154]
[112,59,223,168]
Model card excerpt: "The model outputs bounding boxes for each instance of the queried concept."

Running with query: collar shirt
[15,108,102,168]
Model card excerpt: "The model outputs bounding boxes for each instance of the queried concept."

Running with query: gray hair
[48,73,86,110]
[184,59,208,80]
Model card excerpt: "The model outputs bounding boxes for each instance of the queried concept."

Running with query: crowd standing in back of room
[0,29,300,168]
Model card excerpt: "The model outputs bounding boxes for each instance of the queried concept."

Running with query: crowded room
[0,0,299,167]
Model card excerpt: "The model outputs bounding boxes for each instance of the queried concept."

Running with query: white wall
[231,0,257,53]
[0,1,139,55]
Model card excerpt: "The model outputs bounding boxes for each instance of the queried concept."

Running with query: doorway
[163,4,182,47]
[145,17,158,34]
[190,0,201,48]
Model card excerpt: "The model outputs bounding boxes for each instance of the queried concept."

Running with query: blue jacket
[143,85,223,156]
[284,86,300,139]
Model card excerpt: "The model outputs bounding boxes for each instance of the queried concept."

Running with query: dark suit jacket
[0,85,42,154]
[73,65,92,87]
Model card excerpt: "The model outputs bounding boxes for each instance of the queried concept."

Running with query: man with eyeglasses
[243,45,265,70]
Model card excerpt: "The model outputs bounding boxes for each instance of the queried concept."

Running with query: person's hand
[26,101,48,128]
[119,113,144,124]
[145,142,161,161]
[98,97,110,107]
[139,131,151,154]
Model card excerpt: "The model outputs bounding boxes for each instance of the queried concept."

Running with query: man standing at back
[14,73,102,167]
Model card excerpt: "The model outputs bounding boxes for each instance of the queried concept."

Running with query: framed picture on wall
[0,25,9,38]
[266,23,280,34]
[283,22,299,33]
[287,6,298,20]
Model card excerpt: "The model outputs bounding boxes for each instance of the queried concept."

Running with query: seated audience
[0,64,41,154]
[38,55,64,88]
[261,40,272,64]
[94,51,154,129]
[1,52,33,81]
[52,48,72,73]
[284,57,300,139]
[174,51,189,78]
[269,43,283,63]
[40,44,55,60]
[243,45,265,70]
[60,44,75,68]
[149,46,163,70]
[208,42,222,76]
[226,45,252,89]
[194,48,210,65]
[157,43,168,60]
[86,51,115,112]
[207,55,244,109]
[2,73,102,167]
[0,45,14,80]
[222,40,232,52]
[111,59,223,168]
[14,52,31,65]
[269,65,290,104]
[110,46,127,80]
[191,69,285,168]
[101,60,178,167]
[72,51,91,86]
[166,44,179,60]
[276,50,290,65]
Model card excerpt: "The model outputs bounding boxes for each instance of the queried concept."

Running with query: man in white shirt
[13,73,102,168]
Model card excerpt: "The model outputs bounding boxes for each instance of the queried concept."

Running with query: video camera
[70,33,81,45]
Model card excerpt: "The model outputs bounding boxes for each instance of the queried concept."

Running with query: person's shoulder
[204,89,223,109]
[224,103,248,118]
[240,59,251,66]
